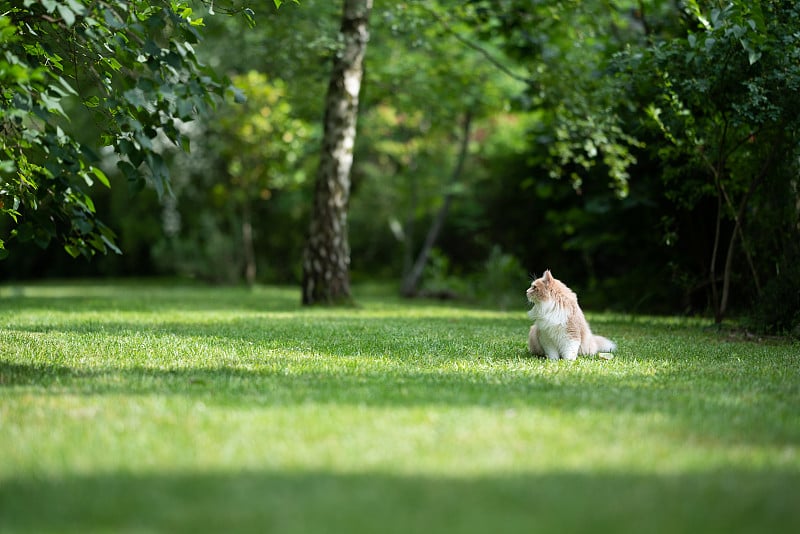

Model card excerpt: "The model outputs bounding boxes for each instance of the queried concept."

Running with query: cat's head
[526,270,556,304]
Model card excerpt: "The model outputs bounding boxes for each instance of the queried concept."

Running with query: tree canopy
[0,0,231,259]
[1,0,798,331]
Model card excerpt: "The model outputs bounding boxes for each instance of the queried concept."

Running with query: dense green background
[2,1,798,331]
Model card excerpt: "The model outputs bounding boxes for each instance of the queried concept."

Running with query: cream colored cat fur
[526,270,616,360]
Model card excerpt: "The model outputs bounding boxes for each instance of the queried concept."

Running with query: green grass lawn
[1,281,798,533]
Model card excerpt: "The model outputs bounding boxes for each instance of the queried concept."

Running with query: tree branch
[401,110,473,297]
[420,4,533,86]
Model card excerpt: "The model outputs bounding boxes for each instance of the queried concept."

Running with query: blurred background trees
[154,71,312,285]
[2,0,798,333]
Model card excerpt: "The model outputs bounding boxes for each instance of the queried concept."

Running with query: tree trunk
[402,172,418,279]
[710,191,724,323]
[301,0,372,305]
[242,201,256,287]
[718,157,771,320]
[401,111,473,297]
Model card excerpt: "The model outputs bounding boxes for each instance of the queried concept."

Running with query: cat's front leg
[539,333,562,360]
[544,349,560,361]
[561,339,580,361]
[528,325,544,355]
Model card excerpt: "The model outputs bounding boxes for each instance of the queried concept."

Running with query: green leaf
[74,213,94,234]
[143,39,162,57]
[230,85,246,104]
[100,234,122,255]
[55,76,78,96]
[145,153,169,198]
[65,0,86,15]
[102,7,125,30]
[64,244,81,258]
[118,139,144,167]
[56,4,76,27]
[0,160,16,173]
[102,56,122,72]
[39,93,66,117]
[123,88,147,109]
[91,166,111,188]
[116,160,140,183]
[16,223,34,242]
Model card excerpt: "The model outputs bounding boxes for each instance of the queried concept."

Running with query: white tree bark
[302,0,372,305]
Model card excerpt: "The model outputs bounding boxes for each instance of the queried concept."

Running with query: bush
[418,246,528,310]
[475,246,528,310]
[749,253,800,337]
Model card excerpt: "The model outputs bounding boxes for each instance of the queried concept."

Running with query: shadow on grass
[1,468,798,533]
[2,355,797,449]
[0,285,304,314]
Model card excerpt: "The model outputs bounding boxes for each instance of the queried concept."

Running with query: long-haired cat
[526,270,616,360]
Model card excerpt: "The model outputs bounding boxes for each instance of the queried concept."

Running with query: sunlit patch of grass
[1,281,798,533]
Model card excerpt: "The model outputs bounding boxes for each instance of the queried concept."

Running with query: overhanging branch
[420,4,533,86]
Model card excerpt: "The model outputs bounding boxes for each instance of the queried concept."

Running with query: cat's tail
[593,335,616,353]
[580,334,616,355]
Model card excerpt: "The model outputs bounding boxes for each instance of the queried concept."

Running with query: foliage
[418,247,470,298]
[349,1,527,290]
[473,245,527,310]
[748,244,800,337]
[1,0,798,330]
[389,0,698,313]
[2,281,799,530]
[216,72,309,196]
[154,72,313,283]
[622,0,800,322]
[462,0,678,197]
[0,0,230,259]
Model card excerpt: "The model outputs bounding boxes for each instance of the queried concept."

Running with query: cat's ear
[543,270,553,283]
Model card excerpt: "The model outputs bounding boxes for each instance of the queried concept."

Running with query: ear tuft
[543,270,553,283]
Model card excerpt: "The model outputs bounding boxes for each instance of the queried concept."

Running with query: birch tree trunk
[301,0,372,305]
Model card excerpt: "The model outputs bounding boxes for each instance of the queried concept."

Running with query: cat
[526,270,616,360]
